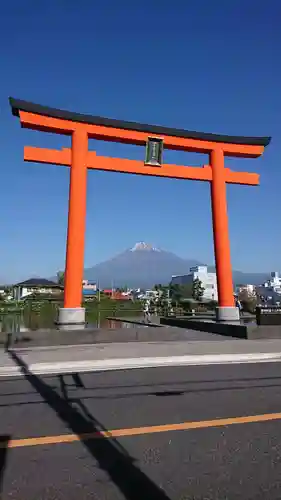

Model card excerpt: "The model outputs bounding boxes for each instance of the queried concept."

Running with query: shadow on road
[3,371,281,409]
[3,370,281,400]
[59,375,133,460]
[0,435,10,494]
[8,350,171,500]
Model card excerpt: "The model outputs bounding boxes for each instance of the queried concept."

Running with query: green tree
[154,284,163,292]
[57,271,65,286]
[192,278,205,301]
[169,283,193,301]
[169,283,182,301]
[151,284,169,315]
[238,288,257,314]
[179,284,193,299]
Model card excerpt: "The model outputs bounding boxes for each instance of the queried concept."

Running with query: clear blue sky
[0,0,280,283]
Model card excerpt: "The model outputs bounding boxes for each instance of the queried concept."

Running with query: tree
[179,284,193,299]
[57,271,65,286]
[238,288,257,314]
[154,284,163,292]
[150,284,170,315]
[169,283,193,301]
[169,283,181,302]
[192,278,205,301]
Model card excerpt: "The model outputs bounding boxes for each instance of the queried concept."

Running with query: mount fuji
[82,242,269,289]
[83,242,201,288]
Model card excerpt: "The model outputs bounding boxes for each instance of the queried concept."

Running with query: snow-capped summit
[83,243,201,288]
[130,242,161,252]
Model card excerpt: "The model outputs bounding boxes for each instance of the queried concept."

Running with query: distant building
[136,290,158,300]
[237,284,256,296]
[256,271,281,304]
[13,278,63,300]
[0,285,13,301]
[171,266,218,301]
[145,290,158,298]
[82,289,97,296]
[82,280,97,296]
[82,280,97,290]
[102,289,129,300]
[264,272,281,292]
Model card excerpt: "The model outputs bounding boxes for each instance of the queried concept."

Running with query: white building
[263,272,281,293]
[256,271,281,304]
[237,284,256,296]
[137,290,158,300]
[82,280,97,291]
[171,266,218,301]
[13,278,63,300]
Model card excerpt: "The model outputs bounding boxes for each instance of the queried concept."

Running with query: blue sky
[0,0,280,283]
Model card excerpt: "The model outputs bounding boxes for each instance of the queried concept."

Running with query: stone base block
[57,324,86,331]
[216,306,240,322]
[57,307,85,325]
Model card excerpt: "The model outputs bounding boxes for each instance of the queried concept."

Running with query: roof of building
[82,289,97,295]
[14,278,62,288]
[9,98,271,147]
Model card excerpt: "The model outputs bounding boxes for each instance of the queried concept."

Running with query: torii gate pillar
[58,129,88,326]
[9,97,270,325]
[210,148,238,321]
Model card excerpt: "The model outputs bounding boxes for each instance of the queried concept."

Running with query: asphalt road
[1,354,281,499]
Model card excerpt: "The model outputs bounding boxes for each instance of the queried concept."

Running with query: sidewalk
[0,349,21,375]
[2,339,281,377]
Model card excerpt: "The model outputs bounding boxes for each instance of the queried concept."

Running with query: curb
[1,352,281,377]
[107,317,162,327]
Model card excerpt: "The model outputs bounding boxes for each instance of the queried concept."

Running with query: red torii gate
[10,98,270,325]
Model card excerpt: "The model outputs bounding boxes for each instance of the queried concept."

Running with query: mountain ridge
[79,242,272,288]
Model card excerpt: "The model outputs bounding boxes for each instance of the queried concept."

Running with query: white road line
[1,352,281,377]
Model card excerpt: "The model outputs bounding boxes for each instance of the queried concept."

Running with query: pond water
[0,310,144,333]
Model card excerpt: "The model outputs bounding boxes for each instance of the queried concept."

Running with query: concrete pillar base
[57,307,85,325]
[57,324,86,331]
[215,306,240,322]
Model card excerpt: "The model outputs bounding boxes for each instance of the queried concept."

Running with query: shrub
[241,298,257,314]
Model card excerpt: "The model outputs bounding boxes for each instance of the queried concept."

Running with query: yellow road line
[2,411,281,449]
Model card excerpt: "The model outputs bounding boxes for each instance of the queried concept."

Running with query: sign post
[256,305,281,326]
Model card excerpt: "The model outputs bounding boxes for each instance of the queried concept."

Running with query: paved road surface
[2,340,281,377]
[1,354,281,499]
[3,324,230,349]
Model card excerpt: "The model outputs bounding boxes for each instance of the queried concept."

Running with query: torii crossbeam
[10,97,271,325]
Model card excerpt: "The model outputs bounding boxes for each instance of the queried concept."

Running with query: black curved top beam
[9,97,271,147]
